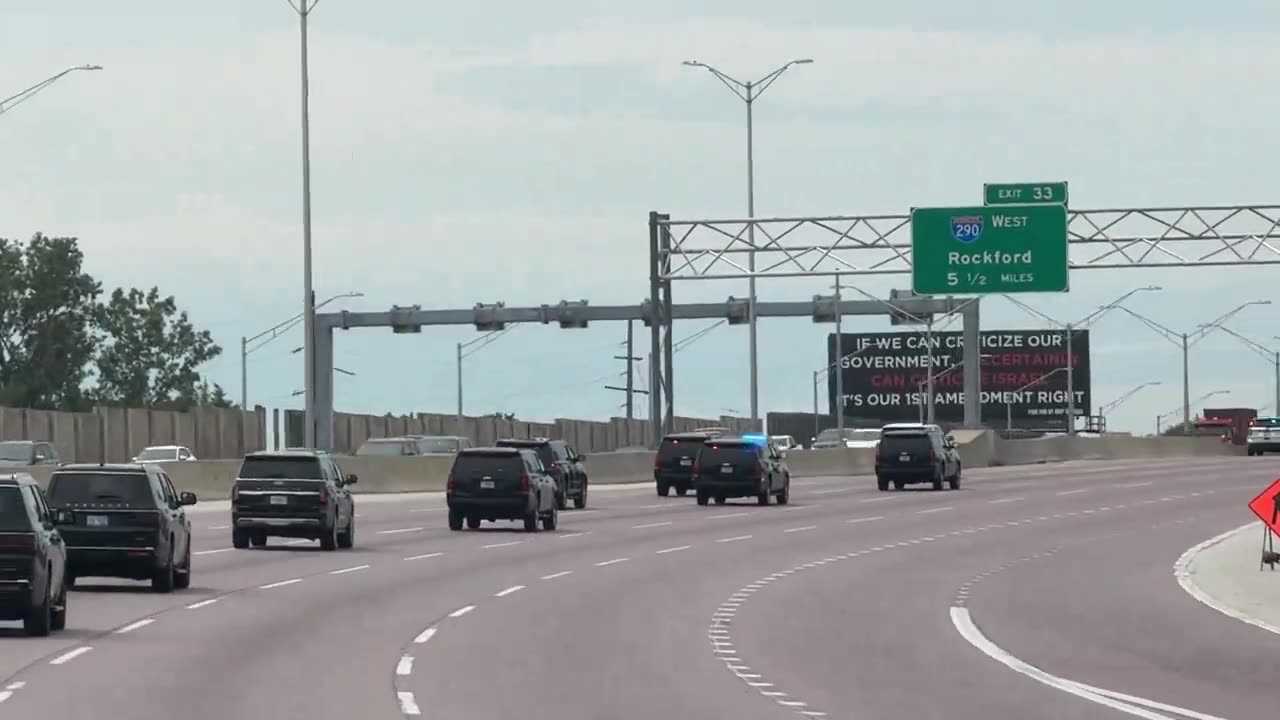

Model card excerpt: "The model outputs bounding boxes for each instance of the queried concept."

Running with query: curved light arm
[1,65,102,116]
[682,58,813,102]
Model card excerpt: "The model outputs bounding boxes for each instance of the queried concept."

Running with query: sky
[3,1,1280,436]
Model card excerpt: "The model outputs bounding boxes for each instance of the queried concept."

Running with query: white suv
[1247,417,1280,456]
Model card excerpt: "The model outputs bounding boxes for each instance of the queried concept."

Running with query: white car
[771,435,802,451]
[132,445,197,464]
[811,428,881,449]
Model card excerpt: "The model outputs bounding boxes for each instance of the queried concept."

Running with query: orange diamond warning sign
[1246,478,1280,537]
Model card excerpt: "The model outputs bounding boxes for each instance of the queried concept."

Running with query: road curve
[0,456,1272,718]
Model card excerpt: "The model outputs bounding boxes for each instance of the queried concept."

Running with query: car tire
[232,529,250,549]
[757,488,771,506]
[523,505,540,533]
[338,515,355,549]
[556,491,568,511]
[877,475,889,492]
[776,479,791,505]
[448,510,464,531]
[152,551,176,593]
[573,483,588,509]
[23,582,52,637]
[676,486,689,497]
[542,505,558,531]
[467,515,481,530]
[250,533,267,548]
[657,482,670,497]
[932,469,944,492]
[696,491,710,506]
[893,479,905,491]
[948,465,961,490]
[320,520,338,551]
[714,495,727,505]
[50,578,67,632]
[174,543,192,589]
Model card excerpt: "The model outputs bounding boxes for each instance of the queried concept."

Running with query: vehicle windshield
[238,456,323,480]
[1253,418,1280,428]
[0,442,32,462]
[47,472,155,508]
[845,430,882,442]
[495,441,553,466]
[879,433,931,453]
[136,447,178,461]
[417,437,462,453]
[355,440,409,456]
[0,487,31,531]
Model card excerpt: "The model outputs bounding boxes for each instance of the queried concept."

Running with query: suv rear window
[879,433,932,454]
[452,453,522,475]
[0,487,31,531]
[1254,417,1280,427]
[658,437,704,460]
[495,441,553,467]
[698,443,758,464]
[238,456,323,480]
[47,472,155,508]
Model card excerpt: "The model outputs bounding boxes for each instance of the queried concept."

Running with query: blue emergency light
[740,433,769,446]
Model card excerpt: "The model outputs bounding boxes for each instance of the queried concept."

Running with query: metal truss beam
[655,204,1280,280]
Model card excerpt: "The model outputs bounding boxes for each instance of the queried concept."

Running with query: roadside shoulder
[1175,521,1280,635]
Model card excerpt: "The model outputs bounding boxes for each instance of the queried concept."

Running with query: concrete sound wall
[11,431,1237,502]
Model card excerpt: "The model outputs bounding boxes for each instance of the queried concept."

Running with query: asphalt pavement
[0,456,1274,718]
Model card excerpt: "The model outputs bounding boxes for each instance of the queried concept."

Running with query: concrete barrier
[8,432,1240,500]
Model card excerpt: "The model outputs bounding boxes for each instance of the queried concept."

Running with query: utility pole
[605,319,647,417]
[1066,323,1076,435]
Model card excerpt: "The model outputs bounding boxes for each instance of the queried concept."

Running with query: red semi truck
[1195,407,1258,445]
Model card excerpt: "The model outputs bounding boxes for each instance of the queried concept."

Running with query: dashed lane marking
[560,532,588,538]
[656,545,691,554]
[595,558,629,567]
[784,526,817,533]
[185,598,220,610]
[397,691,421,715]
[330,564,369,575]
[859,497,896,503]
[633,521,673,529]
[259,578,303,590]
[448,605,475,618]
[194,548,234,556]
[1055,489,1088,496]
[541,571,574,580]
[49,647,92,665]
[846,516,884,524]
[495,585,525,597]
[396,656,414,675]
[1119,481,1154,489]
[404,552,443,561]
[988,497,1023,504]
[413,627,437,644]
[115,618,154,634]
[716,535,753,543]
[482,541,523,549]
[377,527,424,535]
[207,525,229,530]
[708,512,750,520]
[810,488,851,495]
[916,506,953,515]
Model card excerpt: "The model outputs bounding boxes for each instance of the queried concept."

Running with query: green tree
[94,286,223,408]
[0,234,102,411]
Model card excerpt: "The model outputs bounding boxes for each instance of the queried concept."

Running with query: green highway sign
[984,181,1068,206]
[910,203,1069,295]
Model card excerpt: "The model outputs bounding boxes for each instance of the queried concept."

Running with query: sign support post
[834,276,844,434]
[1066,323,1076,435]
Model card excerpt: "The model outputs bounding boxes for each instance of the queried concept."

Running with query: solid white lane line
[656,545,691,554]
[50,646,92,665]
[397,691,421,715]
[916,506,953,514]
[0,691,11,703]
[951,607,1208,720]
[988,497,1023,504]
[708,512,750,519]
[595,558,629,566]
[1056,489,1088,496]
[1073,682,1229,720]
[541,571,574,580]
[413,627,437,644]
[846,515,885,524]
[330,564,369,575]
[115,618,154,634]
[717,535,752,543]
[194,548,234,556]
[396,656,414,675]
[633,521,673,529]
[259,578,303,589]
[404,552,443,561]
[482,541,523,549]
[377,527,424,535]
[495,585,525,597]
[785,526,817,533]
[449,605,475,618]
[1174,522,1280,636]
[186,598,220,610]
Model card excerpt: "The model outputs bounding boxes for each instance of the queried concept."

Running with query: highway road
[0,456,1274,718]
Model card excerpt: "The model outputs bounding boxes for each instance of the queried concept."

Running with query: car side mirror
[34,454,46,463]
[345,473,358,485]
[52,510,74,525]
[179,491,198,506]
[576,454,587,462]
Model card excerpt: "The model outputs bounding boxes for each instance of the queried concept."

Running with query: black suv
[693,436,791,506]
[654,431,719,497]
[495,438,588,510]
[48,463,196,592]
[446,447,558,532]
[231,449,357,551]
[0,473,68,635]
[874,424,961,491]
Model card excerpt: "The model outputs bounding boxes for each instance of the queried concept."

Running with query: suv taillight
[446,474,456,491]
[231,485,239,502]
[0,534,36,552]
[756,456,766,476]
[318,485,330,505]
[519,473,531,492]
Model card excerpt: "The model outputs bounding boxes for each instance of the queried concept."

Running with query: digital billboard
[826,329,1091,429]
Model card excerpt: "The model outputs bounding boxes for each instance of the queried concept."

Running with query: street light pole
[287,0,321,448]
[240,291,362,412]
[834,276,844,434]
[682,57,814,427]
[0,64,102,116]
[456,326,515,421]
